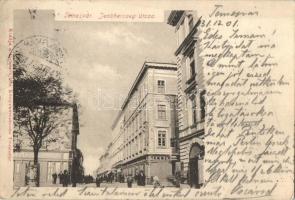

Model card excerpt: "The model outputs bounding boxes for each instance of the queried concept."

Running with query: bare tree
[13,50,74,186]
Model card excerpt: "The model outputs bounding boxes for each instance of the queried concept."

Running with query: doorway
[188,143,204,188]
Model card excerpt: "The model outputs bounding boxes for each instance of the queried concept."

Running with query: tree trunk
[33,147,38,165]
[32,147,40,187]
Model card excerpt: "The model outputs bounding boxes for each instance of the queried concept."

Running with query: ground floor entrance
[121,154,172,185]
[13,151,71,187]
[188,143,204,188]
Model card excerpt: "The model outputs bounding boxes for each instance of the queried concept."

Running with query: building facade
[95,143,114,177]
[98,62,178,184]
[13,104,81,187]
[120,62,178,183]
[109,112,124,180]
[94,113,125,181]
[167,11,205,188]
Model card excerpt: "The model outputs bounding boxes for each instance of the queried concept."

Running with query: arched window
[200,90,206,121]
[189,143,205,159]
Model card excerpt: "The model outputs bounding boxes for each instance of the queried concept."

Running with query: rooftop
[121,61,177,111]
[167,10,185,26]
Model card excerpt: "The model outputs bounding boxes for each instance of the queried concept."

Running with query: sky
[14,10,176,175]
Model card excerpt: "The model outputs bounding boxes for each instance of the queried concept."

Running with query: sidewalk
[31,181,191,188]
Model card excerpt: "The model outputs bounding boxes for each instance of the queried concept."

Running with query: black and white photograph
[12,9,205,189]
[0,1,293,199]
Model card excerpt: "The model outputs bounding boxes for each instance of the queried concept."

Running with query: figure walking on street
[139,170,145,186]
[62,170,69,187]
[153,175,161,188]
[135,171,139,186]
[58,171,63,184]
[52,173,57,184]
[127,174,133,188]
[96,175,101,187]
[175,170,181,188]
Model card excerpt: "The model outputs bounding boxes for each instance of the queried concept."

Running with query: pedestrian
[187,170,191,187]
[127,174,133,188]
[136,175,140,185]
[62,170,69,187]
[122,174,125,183]
[52,173,57,184]
[135,171,139,185]
[175,170,181,188]
[58,171,63,184]
[95,175,101,187]
[72,171,77,187]
[121,174,125,183]
[110,172,114,183]
[153,175,161,188]
[139,170,145,186]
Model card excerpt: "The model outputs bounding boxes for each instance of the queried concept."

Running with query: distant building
[114,61,178,183]
[167,11,205,188]
[13,104,81,187]
[95,143,114,177]
[109,112,124,179]
[94,113,125,181]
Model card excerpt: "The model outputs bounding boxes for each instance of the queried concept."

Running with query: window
[135,136,139,152]
[189,52,196,79]
[139,111,142,127]
[157,80,165,93]
[140,134,144,151]
[55,162,61,173]
[47,162,55,181]
[144,132,147,148]
[177,21,185,46]
[143,81,147,96]
[15,163,20,173]
[142,105,147,123]
[138,135,141,152]
[200,91,206,120]
[192,97,197,125]
[188,15,194,32]
[135,115,138,131]
[158,131,167,147]
[139,87,142,102]
[158,104,166,120]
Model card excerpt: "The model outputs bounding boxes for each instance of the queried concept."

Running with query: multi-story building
[119,61,178,183]
[13,104,81,187]
[97,61,178,184]
[95,113,124,179]
[167,11,205,188]
[109,112,124,177]
[95,143,113,177]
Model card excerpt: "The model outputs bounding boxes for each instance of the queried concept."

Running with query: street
[44,182,190,188]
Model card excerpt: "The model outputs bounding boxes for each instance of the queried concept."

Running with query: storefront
[121,154,172,184]
[13,151,71,187]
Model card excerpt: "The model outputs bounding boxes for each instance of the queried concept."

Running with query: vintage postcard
[0,0,294,199]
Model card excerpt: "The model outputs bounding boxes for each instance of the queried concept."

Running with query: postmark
[9,35,67,69]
